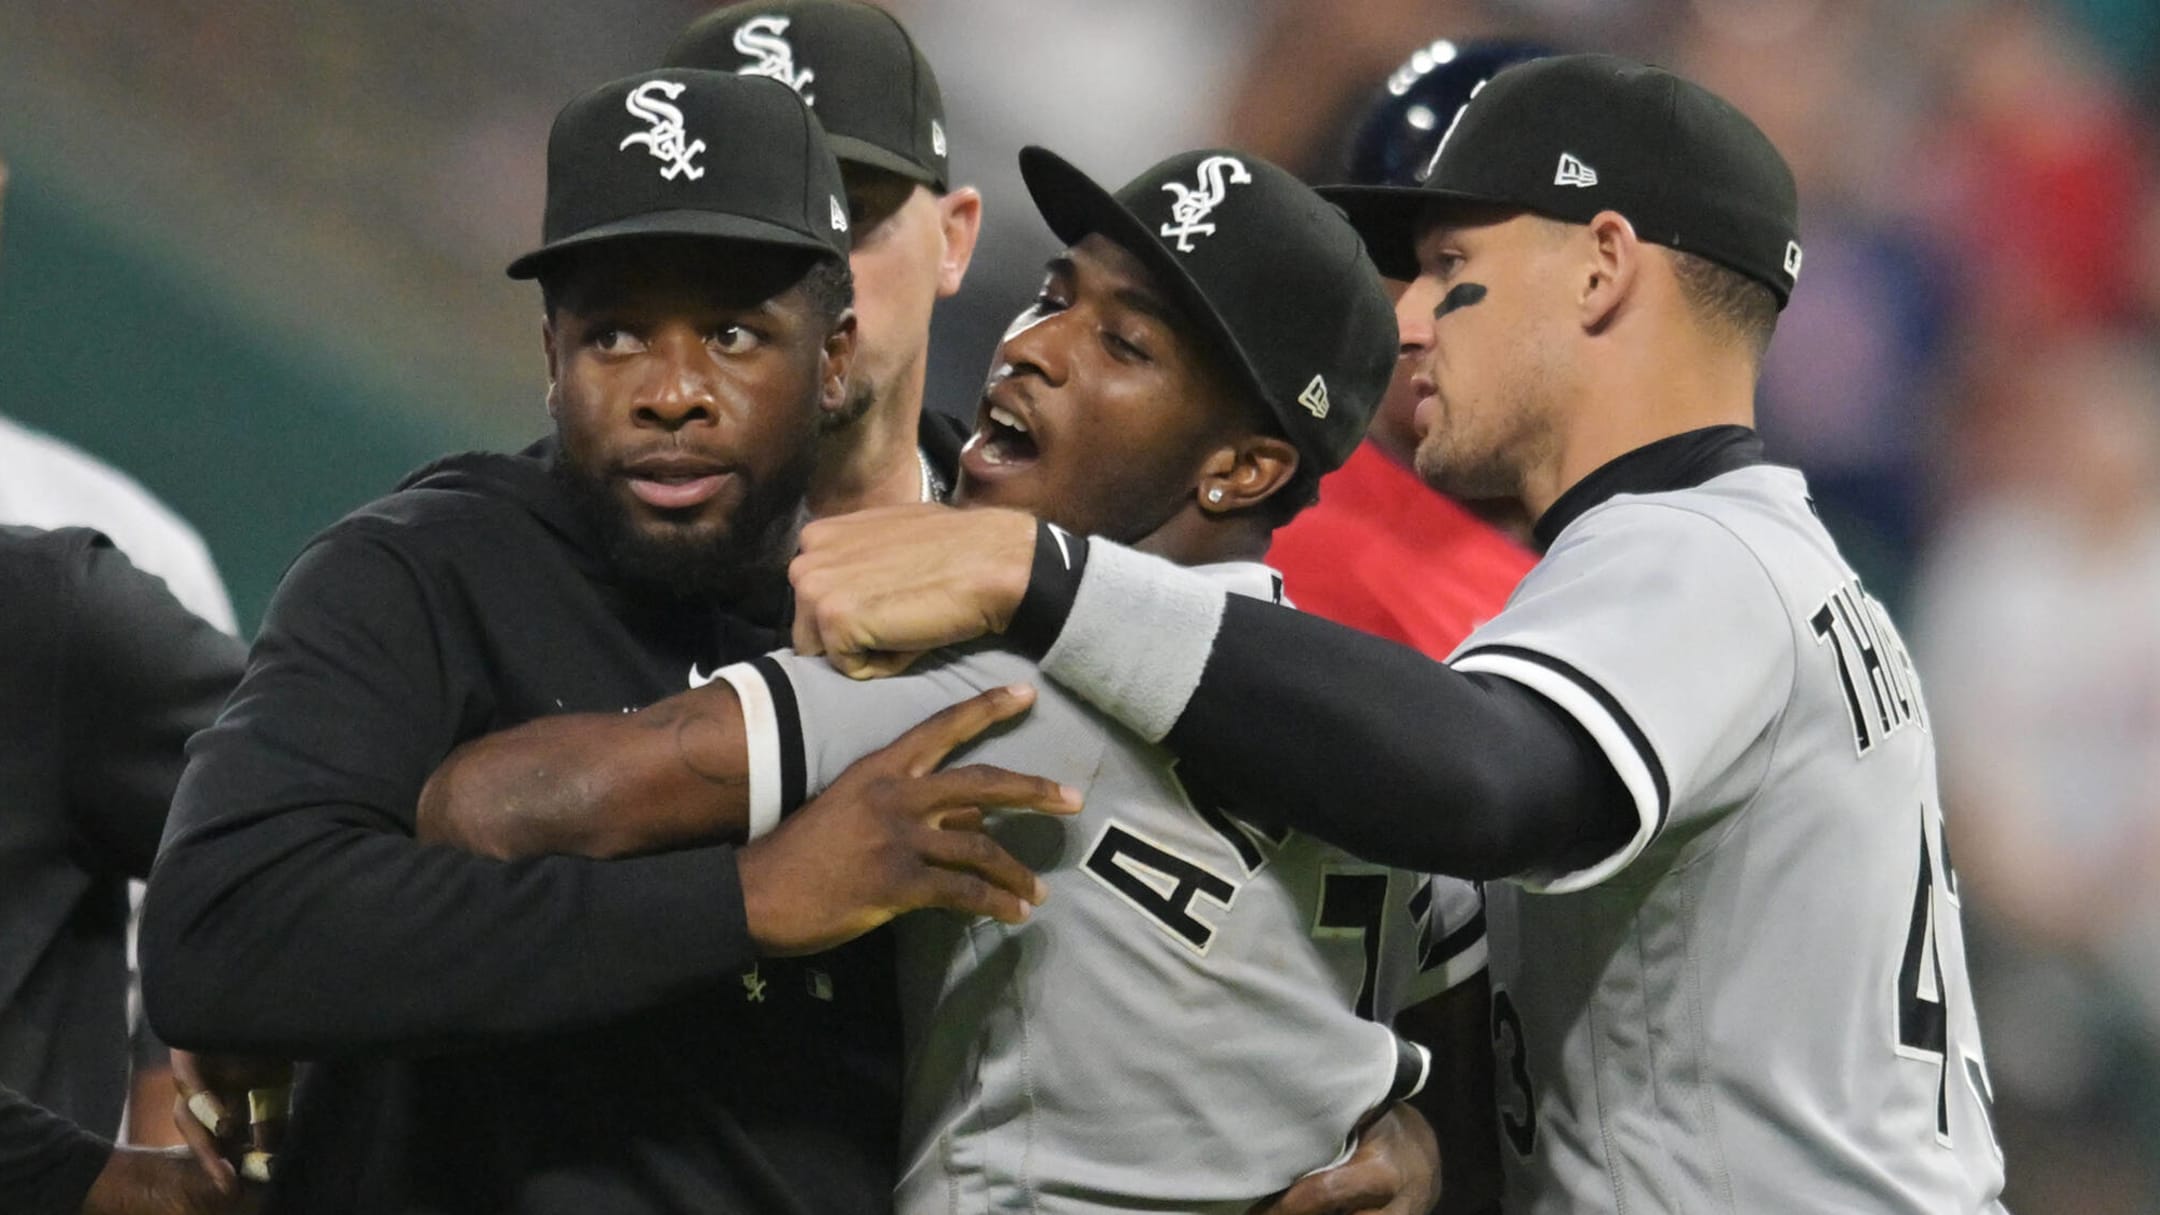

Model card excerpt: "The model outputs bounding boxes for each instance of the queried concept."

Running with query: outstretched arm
[144,532,1071,1059]
[414,684,757,861]
[787,506,1634,879]
[415,672,1080,959]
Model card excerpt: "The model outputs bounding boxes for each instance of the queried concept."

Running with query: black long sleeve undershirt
[1169,596,1636,878]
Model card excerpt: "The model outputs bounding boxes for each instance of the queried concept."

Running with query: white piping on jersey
[717,663,785,841]
[1451,649,1662,893]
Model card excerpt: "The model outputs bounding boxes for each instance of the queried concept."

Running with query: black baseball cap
[1020,146,1396,475]
[507,68,850,280]
[666,0,949,191]
[1321,53,1804,307]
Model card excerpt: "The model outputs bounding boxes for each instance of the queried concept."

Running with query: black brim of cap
[1018,146,1268,412]
[827,133,943,191]
[1316,183,1517,281]
[505,209,839,280]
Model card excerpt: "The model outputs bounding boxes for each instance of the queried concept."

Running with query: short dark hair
[795,255,854,328]
[1670,249,1778,361]
[539,248,854,329]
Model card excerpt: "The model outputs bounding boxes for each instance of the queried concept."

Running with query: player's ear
[1579,210,1639,334]
[818,307,860,419]
[935,186,984,298]
[1197,433,1300,516]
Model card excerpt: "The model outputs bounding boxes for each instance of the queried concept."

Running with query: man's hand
[739,684,1081,954]
[169,1051,291,1192]
[790,504,1037,678]
[1251,1103,1443,1215]
[83,1145,261,1215]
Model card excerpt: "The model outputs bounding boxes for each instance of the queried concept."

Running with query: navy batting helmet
[1341,38,1560,188]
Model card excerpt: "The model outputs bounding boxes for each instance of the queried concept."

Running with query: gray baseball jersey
[1450,463,2007,1213]
[713,563,1486,1215]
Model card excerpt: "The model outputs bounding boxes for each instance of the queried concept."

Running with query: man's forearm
[416,683,756,860]
[1015,536,1634,877]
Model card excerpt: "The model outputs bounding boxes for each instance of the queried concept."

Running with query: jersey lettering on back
[1809,577,1927,755]
[1455,465,2006,1213]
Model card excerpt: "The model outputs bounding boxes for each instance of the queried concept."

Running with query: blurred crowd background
[2,0,2156,1209]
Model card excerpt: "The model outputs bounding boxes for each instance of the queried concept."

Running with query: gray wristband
[1039,541,1228,743]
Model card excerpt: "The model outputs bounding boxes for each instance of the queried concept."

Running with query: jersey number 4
[1897,806,2000,1157]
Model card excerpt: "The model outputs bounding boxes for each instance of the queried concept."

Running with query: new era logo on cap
[1783,239,1803,281]
[1158,155,1253,253]
[830,194,849,232]
[1554,152,1597,188]
[1298,374,1331,419]
[620,80,707,181]
[733,14,816,101]
[931,119,946,158]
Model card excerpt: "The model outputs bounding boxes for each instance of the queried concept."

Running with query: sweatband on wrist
[1007,521,1087,657]
[1039,539,1227,743]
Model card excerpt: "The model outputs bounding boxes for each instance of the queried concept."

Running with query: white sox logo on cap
[733,15,815,102]
[619,80,706,181]
[1158,155,1252,253]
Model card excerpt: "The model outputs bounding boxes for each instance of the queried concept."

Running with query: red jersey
[1269,442,1535,657]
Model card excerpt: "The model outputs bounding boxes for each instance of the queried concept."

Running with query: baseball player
[416,146,1499,1213]
[1267,39,1545,658]
[667,0,982,513]
[140,70,1065,1214]
[782,55,2010,1213]
[162,1,988,1180]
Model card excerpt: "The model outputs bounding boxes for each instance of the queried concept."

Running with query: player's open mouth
[966,401,1041,469]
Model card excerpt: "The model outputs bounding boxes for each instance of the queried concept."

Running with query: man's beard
[551,441,815,605]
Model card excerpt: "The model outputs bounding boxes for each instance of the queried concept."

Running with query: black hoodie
[141,442,900,1214]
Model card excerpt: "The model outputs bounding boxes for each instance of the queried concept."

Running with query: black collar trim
[1532,425,1766,550]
